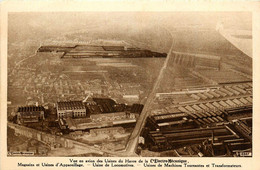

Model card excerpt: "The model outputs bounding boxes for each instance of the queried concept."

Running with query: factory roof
[18,106,44,112]
[153,113,187,121]
[57,101,85,110]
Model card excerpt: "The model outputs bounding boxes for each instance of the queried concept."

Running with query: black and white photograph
[5,11,253,158]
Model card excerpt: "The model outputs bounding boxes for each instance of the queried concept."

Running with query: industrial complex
[8,45,253,157]
[37,45,167,58]
[9,97,144,155]
[7,13,252,158]
[8,46,253,157]
[140,82,252,157]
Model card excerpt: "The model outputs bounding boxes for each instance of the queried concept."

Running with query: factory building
[171,51,221,70]
[130,104,144,114]
[17,106,45,124]
[63,112,136,131]
[92,98,117,113]
[147,112,195,131]
[145,125,240,152]
[57,101,86,118]
[38,45,167,59]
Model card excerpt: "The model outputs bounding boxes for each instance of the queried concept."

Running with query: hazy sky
[8,12,252,56]
[9,12,251,36]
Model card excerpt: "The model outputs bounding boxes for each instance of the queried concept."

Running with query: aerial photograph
[7,12,252,157]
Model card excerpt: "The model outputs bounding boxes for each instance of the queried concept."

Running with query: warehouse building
[63,112,136,131]
[17,106,45,124]
[57,101,86,118]
[171,51,221,70]
[145,125,240,151]
[38,45,167,59]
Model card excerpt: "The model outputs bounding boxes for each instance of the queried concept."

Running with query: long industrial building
[59,112,137,131]
[171,51,221,70]
[57,101,86,118]
[38,45,167,58]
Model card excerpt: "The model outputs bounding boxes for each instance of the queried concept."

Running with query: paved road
[123,27,174,155]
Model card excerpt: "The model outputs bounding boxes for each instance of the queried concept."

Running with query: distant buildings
[194,55,221,70]
[171,51,221,70]
[37,45,167,59]
[17,106,45,124]
[37,46,74,53]
[57,101,86,118]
